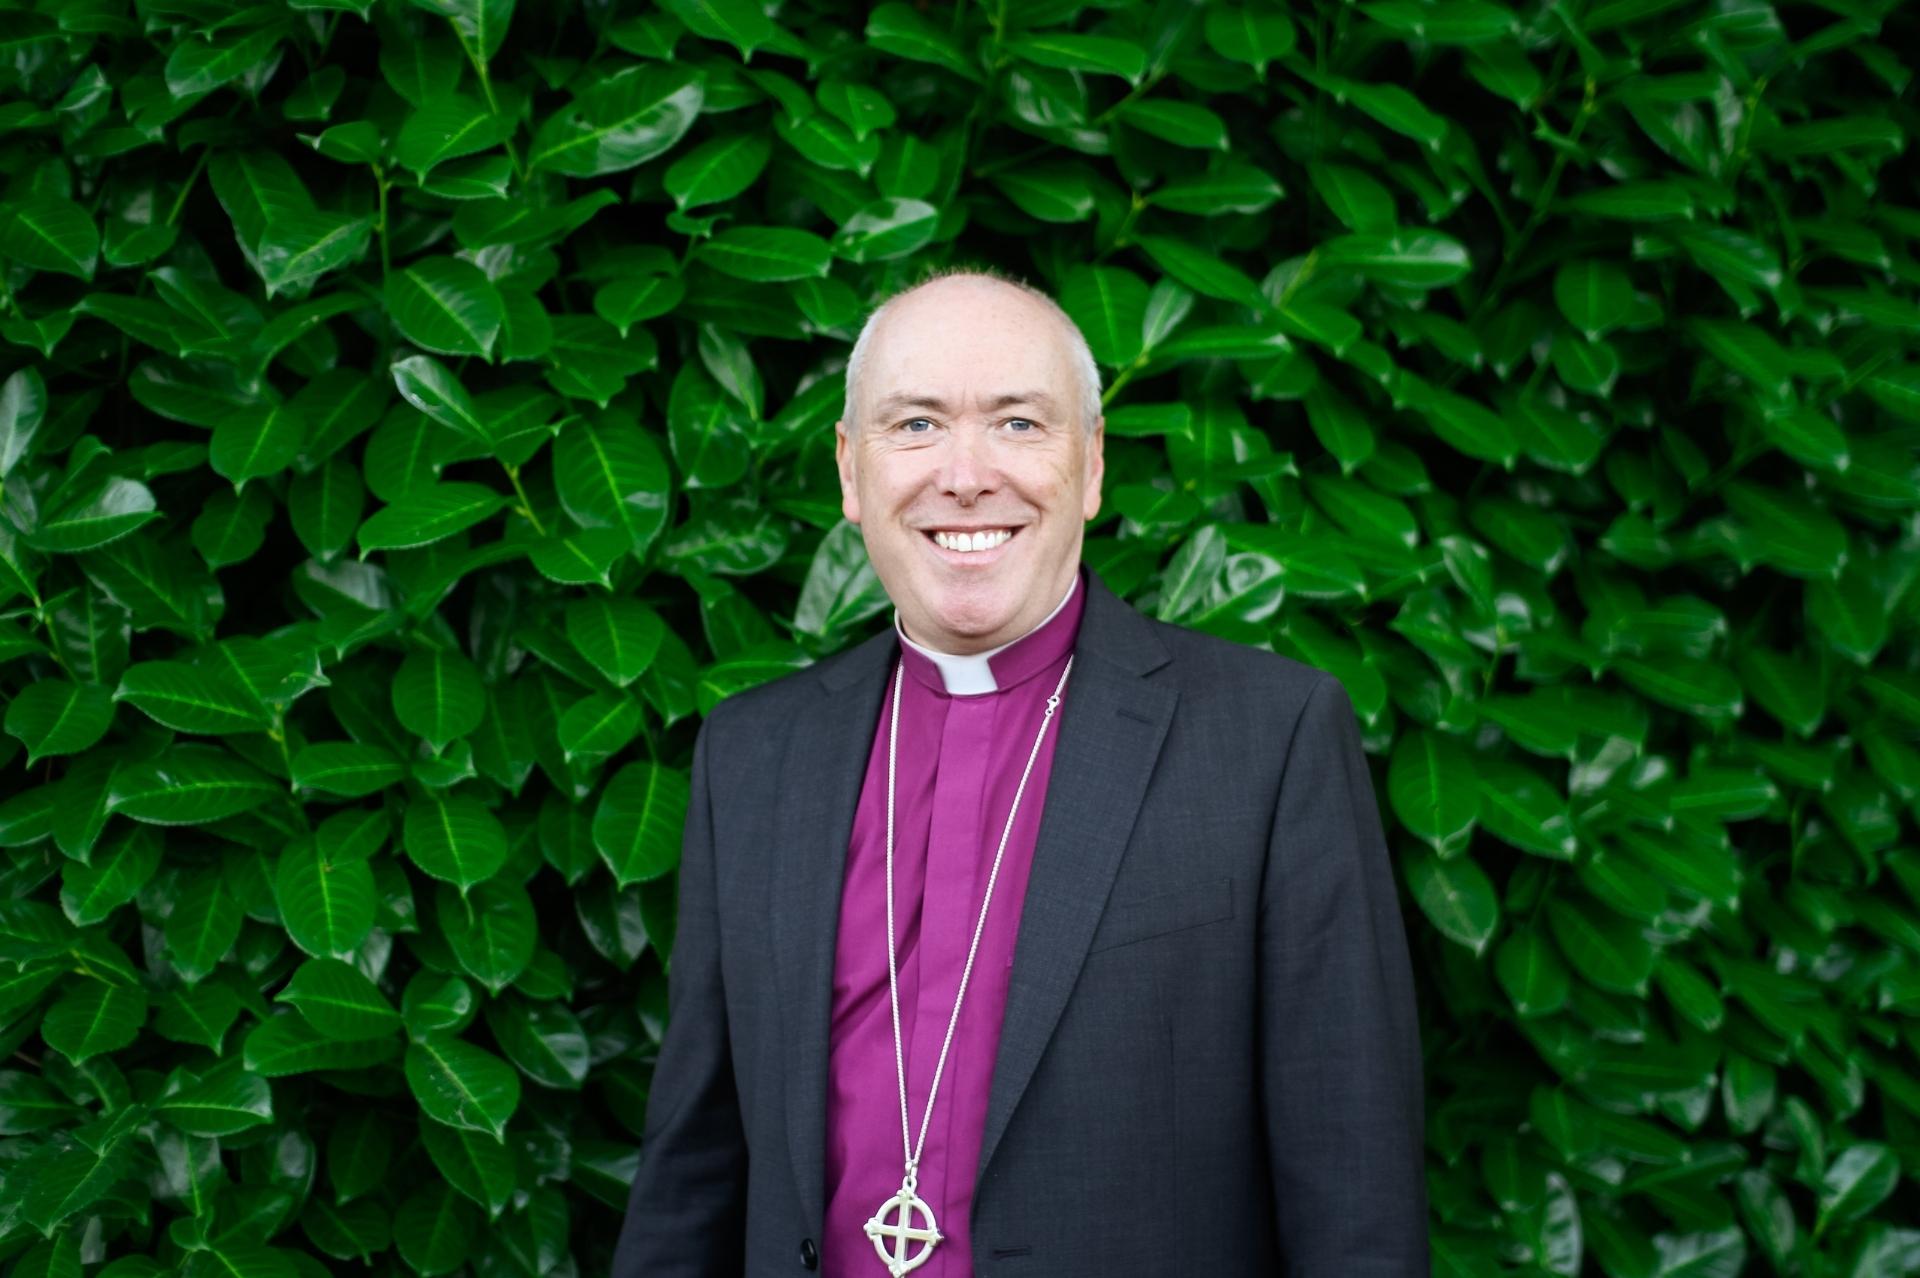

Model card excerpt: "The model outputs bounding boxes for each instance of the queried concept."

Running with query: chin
[921,587,1017,639]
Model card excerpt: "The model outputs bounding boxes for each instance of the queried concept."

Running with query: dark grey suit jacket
[613,564,1427,1276]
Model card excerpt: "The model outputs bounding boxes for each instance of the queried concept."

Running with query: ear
[836,419,861,524]
[1081,416,1104,523]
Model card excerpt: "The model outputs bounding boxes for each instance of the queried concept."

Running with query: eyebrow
[870,390,1062,419]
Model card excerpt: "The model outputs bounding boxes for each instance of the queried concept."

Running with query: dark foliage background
[2,0,1919,1273]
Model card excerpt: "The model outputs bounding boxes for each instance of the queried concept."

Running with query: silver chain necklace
[861,651,1074,1277]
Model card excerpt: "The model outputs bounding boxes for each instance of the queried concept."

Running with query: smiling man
[613,268,1428,1277]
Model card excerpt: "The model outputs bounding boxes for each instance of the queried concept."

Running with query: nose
[935,425,996,505]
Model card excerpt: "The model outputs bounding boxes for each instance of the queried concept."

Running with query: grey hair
[840,265,1103,437]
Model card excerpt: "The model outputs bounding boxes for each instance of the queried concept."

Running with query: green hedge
[2,0,1919,1273]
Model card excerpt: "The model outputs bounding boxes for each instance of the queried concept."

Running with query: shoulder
[1122,610,1359,769]
[1142,611,1339,706]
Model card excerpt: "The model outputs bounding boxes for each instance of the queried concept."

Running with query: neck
[895,573,1079,695]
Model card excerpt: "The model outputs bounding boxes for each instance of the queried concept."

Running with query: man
[613,268,1427,1276]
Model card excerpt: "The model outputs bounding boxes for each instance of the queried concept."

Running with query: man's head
[835,267,1105,656]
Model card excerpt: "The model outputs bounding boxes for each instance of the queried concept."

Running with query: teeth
[932,528,1014,552]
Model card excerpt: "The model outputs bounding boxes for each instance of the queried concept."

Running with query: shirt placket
[909,694,991,1275]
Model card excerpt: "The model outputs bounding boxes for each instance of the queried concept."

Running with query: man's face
[835,279,1105,655]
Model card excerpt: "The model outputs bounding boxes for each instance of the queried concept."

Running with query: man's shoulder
[1134,609,1334,702]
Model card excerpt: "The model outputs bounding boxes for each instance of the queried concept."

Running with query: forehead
[862,281,1075,406]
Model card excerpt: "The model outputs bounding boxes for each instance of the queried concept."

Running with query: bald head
[842,269,1103,439]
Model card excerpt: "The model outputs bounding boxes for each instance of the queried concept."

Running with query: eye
[1007,418,1036,432]
[900,417,934,433]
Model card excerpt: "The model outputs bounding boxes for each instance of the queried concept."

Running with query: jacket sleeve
[1259,675,1428,1275]
[611,703,749,1278]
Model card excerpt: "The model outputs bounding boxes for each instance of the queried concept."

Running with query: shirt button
[800,1237,819,1269]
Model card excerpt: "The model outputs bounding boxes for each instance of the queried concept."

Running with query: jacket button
[800,1238,818,1269]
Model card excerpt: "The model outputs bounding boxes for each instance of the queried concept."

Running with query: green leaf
[391,353,493,446]
[1339,80,1449,147]
[115,661,275,734]
[0,194,100,280]
[278,957,401,1039]
[1149,161,1284,217]
[484,994,590,1088]
[564,595,666,686]
[1119,98,1229,150]
[256,212,373,296]
[1135,234,1265,308]
[157,1062,275,1137]
[393,646,487,750]
[60,825,162,927]
[329,1109,397,1204]
[274,834,376,960]
[1006,33,1147,82]
[658,0,778,58]
[593,275,686,337]
[25,476,159,552]
[164,870,244,984]
[1204,6,1297,71]
[420,1114,517,1215]
[243,1010,399,1076]
[437,879,536,995]
[393,1180,478,1275]
[1553,259,1635,340]
[291,741,406,796]
[1388,728,1480,856]
[831,198,939,264]
[664,131,773,209]
[1060,265,1150,368]
[1546,894,1656,996]
[164,25,285,97]
[794,518,888,638]
[558,689,645,766]
[1309,163,1395,232]
[153,981,243,1051]
[1817,1144,1900,1230]
[404,796,509,890]
[41,980,146,1062]
[695,226,833,282]
[529,63,704,177]
[1494,926,1571,1016]
[358,482,509,554]
[552,411,672,554]
[1323,231,1472,288]
[5,681,115,764]
[109,745,282,826]
[1402,845,1499,954]
[0,365,46,480]
[865,2,984,83]
[593,760,690,887]
[396,94,514,173]
[387,256,505,359]
[301,1196,391,1263]
[404,1036,521,1140]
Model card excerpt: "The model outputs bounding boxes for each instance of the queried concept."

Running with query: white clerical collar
[892,574,1079,695]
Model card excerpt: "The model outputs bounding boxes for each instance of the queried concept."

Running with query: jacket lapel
[768,566,1177,1233]
[972,572,1175,1196]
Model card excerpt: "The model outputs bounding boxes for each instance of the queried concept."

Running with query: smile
[923,526,1021,560]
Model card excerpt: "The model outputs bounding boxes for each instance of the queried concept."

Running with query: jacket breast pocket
[1087,876,1234,955]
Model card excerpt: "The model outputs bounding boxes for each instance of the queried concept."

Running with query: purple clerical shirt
[821,563,1088,1277]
